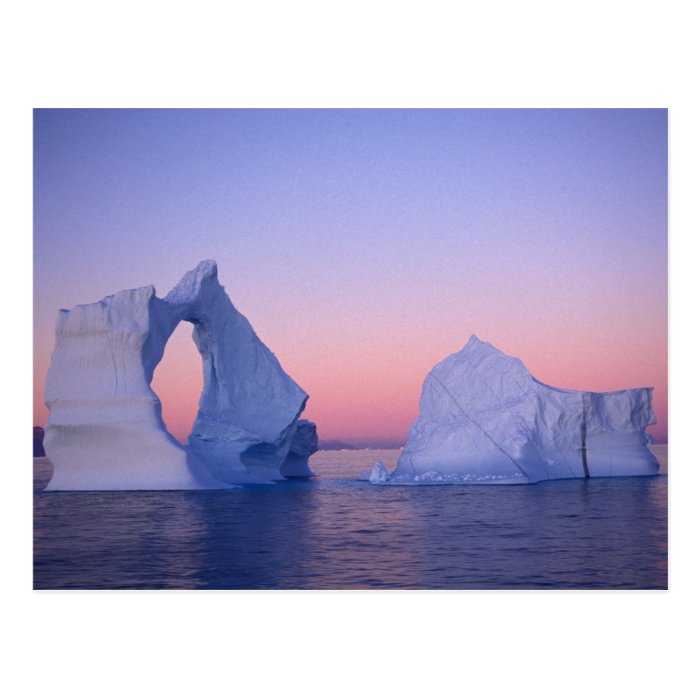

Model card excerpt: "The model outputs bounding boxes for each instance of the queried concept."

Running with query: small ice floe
[358,461,390,484]
[384,470,529,485]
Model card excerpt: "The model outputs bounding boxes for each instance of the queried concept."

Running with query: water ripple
[33,448,667,589]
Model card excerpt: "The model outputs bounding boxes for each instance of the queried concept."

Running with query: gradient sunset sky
[33,108,668,444]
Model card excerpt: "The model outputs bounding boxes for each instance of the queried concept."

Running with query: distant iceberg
[43,260,317,490]
[368,336,659,485]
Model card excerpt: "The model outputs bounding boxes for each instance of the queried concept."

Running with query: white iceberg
[43,260,315,490]
[385,335,659,485]
[358,461,390,483]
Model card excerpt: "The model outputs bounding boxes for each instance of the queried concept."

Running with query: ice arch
[44,261,317,490]
[150,320,203,444]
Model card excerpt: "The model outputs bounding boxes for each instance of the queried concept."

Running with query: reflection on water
[33,447,667,589]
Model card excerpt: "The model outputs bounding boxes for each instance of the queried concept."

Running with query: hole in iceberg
[151,321,203,446]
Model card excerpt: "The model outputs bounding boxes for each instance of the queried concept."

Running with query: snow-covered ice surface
[43,261,316,490]
[378,336,659,485]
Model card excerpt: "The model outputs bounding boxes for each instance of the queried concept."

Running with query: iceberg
[43,260,315,490]
[387,336,659,485]
[358,461,390,483]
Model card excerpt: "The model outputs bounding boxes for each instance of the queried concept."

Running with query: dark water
[33,446,667,589]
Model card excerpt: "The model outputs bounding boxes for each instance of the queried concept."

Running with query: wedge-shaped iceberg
[44,260,315,490]
[390,336,659,484]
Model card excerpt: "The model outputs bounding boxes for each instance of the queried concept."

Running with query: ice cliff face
[279,419,319,477]
[44,260,315,490]
[390,336,659,484]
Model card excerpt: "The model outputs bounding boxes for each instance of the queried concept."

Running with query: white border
[5,2,698,698]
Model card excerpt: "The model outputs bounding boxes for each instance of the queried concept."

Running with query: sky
[33,108,668,444]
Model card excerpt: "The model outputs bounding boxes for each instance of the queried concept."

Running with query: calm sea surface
[33,446,667,589]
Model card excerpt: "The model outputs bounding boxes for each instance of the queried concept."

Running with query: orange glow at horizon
[33,309,668,446]
[145,309,668,446]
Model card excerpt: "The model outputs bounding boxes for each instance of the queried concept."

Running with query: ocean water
[33,445,667,589]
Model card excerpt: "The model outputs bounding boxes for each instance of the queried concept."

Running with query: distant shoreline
[318,440,404,451]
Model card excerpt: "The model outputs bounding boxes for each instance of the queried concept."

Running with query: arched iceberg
[43,260,317,490]
[386,336,659,484]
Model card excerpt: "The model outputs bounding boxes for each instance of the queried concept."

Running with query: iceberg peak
[164,259,219,305]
